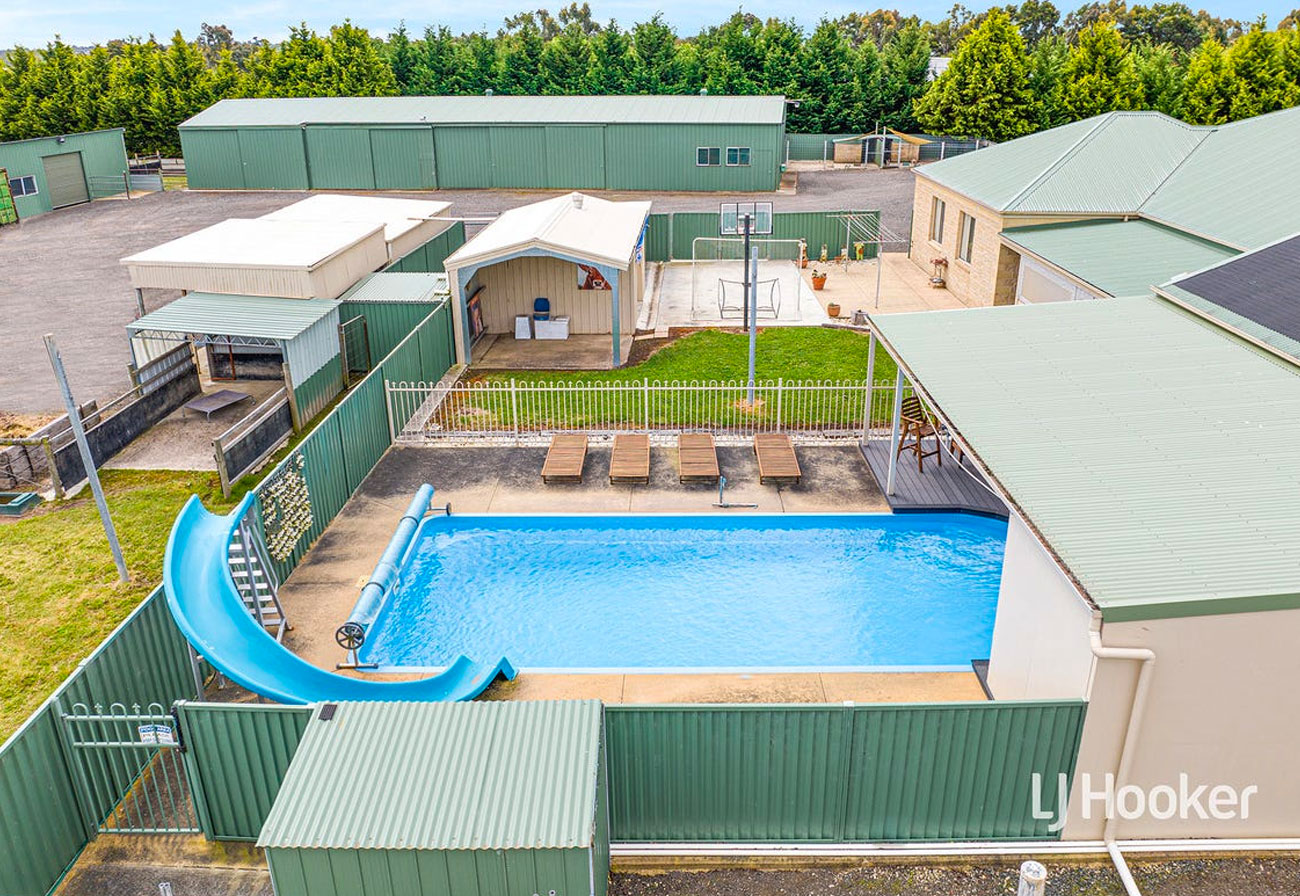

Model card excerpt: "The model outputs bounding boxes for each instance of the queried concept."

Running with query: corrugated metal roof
[182,95,787,128]
[872,296,1300,621]
[918,113,1210,214]
[341,272,450,303]
[446,192,650,271]
[121,218,384,270]
[257,700,603,851]
[1003,219,1237,296]
[1139,106,1300,249]
[126,292,339,341]
[261,194,452,244]
[1159,232,1300,362]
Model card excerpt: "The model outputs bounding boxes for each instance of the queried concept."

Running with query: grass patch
[0,469,236,739]
[161,174,188,191]
[475,328,895,385]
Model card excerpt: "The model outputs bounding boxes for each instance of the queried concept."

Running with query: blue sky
[1,0,1293,48]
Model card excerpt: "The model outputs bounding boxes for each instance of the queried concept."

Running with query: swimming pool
[358,513,1006,672]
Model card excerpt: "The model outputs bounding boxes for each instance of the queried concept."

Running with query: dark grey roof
[1163,235,1300,359]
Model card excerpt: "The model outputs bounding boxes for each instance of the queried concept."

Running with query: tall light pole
[45,334,129,583]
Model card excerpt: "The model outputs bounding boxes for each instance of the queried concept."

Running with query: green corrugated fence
[177,703,313,841]
[785,133,860,161]
[605,701,1086,842]
[385,222,467,274]
[0,588,199,896]
[641,210,880,263]
[254,299,456,582]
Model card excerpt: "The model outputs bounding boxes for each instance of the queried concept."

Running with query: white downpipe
[884,369,904,494]
[1090,621,1157,896]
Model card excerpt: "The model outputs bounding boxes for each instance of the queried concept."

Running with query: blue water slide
[336,484,433,653]
[162,493,516,705]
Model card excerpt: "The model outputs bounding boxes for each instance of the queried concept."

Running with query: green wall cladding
[177,703,313,841]
[292,355,344,424]
[0,128,129,218]
[371,128,436,189]
[254,301,456,582]
[238,128,309,190]
[605,701,1086,842]
[182,121,784,191]
[0,588,198,896]
[266,845,595,896]
[384,221,467,275]
[337,301,437,363]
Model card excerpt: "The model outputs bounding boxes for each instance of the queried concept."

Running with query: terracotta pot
[800,258,809,269]
[812,275,827,291]
[826,302,841,317]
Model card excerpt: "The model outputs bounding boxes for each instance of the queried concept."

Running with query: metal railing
[387,377,898,445]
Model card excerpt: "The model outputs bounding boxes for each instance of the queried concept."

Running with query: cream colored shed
[120,218,388,299]
[445,192,650,368]
[260,194,455,263]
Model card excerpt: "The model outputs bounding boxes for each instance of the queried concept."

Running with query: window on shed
[929,197,945,243]
[726,147,751,166]
[957,212,976,263]
[8,175,37,197]
[697,147,721,166]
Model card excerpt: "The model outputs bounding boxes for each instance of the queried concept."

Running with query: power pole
[45,334,129,583]
[742,214,758,406]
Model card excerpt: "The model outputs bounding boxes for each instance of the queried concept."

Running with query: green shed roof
[126,292,339,342]
[872,296,1300,622]
[340,272,450,304]
[1003,220,1238,297]
[257,701,603,851]
[182,95,787,128]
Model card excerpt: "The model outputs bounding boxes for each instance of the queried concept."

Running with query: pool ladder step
[229,521,290,642]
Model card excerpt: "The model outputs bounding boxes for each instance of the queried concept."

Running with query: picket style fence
[387,377,899,444]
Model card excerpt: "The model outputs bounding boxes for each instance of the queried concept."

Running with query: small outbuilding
[445,192,650,368]
[0,128,129,220]
[257,700,609,896]
[121,218,390,300]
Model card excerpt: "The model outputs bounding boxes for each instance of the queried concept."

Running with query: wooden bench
[754,433,801,485]
[678,433,720,483]
[541,433,588,483]
[610,433,651,484]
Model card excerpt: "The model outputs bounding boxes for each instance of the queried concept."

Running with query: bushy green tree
[1029,34,1071,127]
[497,20,545,94]
[1181,38,1234,123]
[630,14,680,93]
[319,22,396,96]
[1061,21,1142,119]
[409,26,460,94]
[880,24,931,129]
[1225,24,1291,118]
[540,23,594,94]
[1133,41,1184,114]
[1123,3,1205,50]
[587,24,634,93]
[914,9,1039,140]
[791,20,864,131]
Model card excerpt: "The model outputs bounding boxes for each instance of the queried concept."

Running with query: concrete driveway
[0,167,917,414]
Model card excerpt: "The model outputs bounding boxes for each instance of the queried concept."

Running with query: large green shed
[0,128,129,219]
[257,700,609,896]
[180,95,786,192]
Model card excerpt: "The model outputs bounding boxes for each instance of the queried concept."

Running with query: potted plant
[930,256,949,288]
[811,268,828,290]
[826,301,841,317]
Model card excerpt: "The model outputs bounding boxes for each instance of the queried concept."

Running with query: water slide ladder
[228,512,288,641]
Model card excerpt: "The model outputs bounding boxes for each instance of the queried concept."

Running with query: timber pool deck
[859,439,1007,518]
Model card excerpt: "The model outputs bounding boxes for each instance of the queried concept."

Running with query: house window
[725,147,750,166]
[929,197,945,243]
[8,175,37,197]
[696,147,721,167]
[957,212,976,263]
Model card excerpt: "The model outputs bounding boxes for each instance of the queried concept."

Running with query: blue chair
[533,297,550,321]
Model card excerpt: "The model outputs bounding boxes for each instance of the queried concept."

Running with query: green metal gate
[339,314,372,387]
[60,702,200,834]
[0,168,17,225]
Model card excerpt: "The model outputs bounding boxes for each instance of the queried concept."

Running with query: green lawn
[475,327,895,385]
[0,470,237,739]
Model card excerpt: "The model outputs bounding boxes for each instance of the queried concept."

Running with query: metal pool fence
[387,378,899,444]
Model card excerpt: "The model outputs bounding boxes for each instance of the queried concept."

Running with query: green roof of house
[871,296,1300,622]
[126,292,339,342]
[1003,220,1238,297]
[339,272,450,304]
[182,95,788,128]
[917,112,1209,214]
[257,701,603,851]
[1138,106,1300,250]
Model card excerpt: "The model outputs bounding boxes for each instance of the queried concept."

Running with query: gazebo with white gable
[444,192,650,369]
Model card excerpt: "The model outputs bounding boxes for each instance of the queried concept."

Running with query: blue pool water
[359,514,1007,671]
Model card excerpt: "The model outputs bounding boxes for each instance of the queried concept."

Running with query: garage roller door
[42,152,89,208]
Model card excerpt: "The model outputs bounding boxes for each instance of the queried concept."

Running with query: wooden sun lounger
[678,433,720,483]
[754,433,802,484]
[541,433,588,483]
[610,433,651,484]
